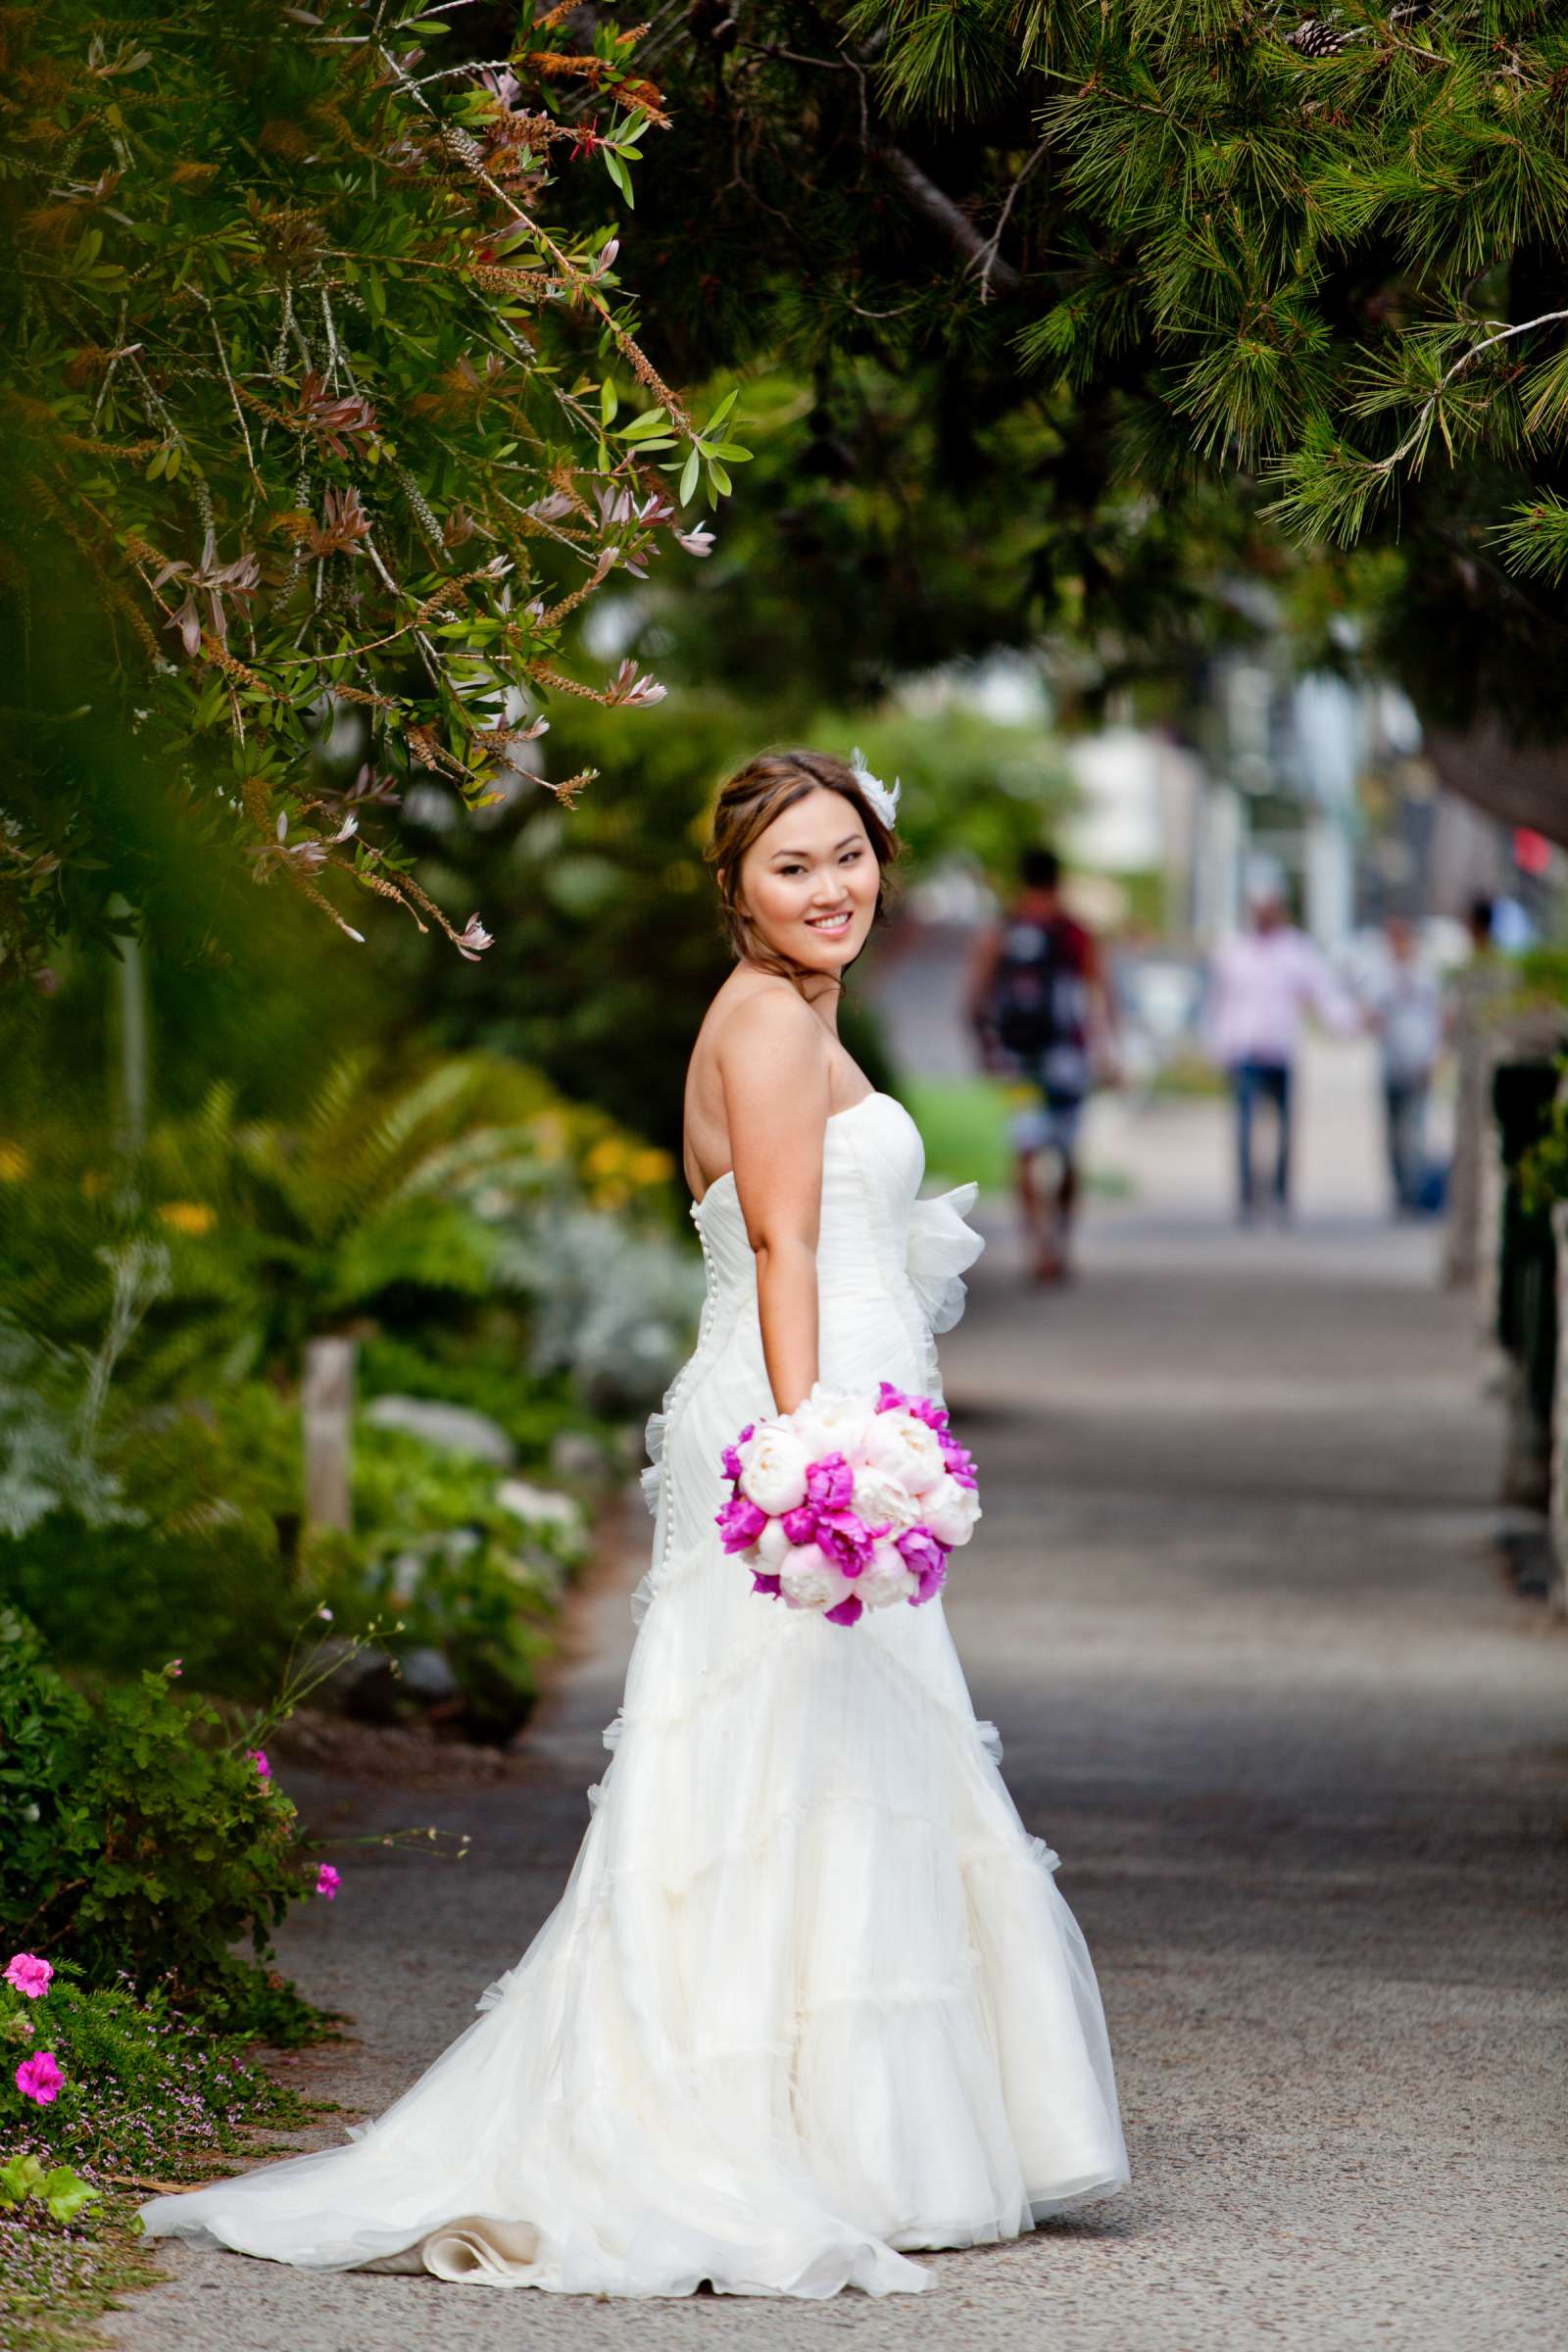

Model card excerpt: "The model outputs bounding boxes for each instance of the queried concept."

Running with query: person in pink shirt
[1203,888,1357,1221]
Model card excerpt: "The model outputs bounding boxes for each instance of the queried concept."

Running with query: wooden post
[302,1335,356,1534]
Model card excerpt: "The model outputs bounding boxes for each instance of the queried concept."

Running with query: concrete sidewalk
[107,1083,1566,2352]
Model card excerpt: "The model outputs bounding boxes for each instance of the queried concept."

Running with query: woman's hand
[717,993,832,1416]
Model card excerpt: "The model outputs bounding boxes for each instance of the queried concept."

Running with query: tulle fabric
[138,1092,1128,2296]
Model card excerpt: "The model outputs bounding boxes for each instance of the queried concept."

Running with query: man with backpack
[965,847,1118,1283]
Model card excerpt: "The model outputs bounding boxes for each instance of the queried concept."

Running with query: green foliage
[2,0,747,973]
[0,1611,327,2035]
[625,5,1568,760]
[350,1423,592,1739]
[0,2156,97,2229]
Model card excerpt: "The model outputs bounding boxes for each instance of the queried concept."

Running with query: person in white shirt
[1362,913,1446,1215]
[1203,889,1357,1221]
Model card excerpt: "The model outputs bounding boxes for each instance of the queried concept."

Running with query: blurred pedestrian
[965,848,1118,1282]
[1361,913,1446,1215]
[1203,885,1356,1223]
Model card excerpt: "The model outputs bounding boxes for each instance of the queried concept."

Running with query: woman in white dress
[139,748,1128,2297]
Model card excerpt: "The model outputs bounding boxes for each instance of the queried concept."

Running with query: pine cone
[1287,17,1355,55]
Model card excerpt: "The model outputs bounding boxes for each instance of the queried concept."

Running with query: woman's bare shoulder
[709,974,823,1059]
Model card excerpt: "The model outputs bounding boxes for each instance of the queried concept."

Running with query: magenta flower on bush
[247,1749,270,1779]
[16,2050,64,2104]
[315,1864,341,1901]
[4,1953,52,2000]
[715,1492,768,1553]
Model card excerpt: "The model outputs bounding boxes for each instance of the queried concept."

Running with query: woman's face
[737,786,880,974]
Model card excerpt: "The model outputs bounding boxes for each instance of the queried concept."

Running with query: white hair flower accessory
[850,748,901,830]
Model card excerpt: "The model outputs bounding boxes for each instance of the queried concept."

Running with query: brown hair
[705,748,901,992]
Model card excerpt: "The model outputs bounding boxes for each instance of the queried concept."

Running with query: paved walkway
[108,1065,1566,2352]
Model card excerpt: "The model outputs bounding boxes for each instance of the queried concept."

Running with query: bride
[139,747,1129,2297]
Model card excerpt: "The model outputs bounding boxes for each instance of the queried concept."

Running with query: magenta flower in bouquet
[714,1380,981,1628]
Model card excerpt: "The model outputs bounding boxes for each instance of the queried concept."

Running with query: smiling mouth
[806,910,853,932]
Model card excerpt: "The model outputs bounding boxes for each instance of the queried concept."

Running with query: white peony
[856,1538,918,1610]
[921,1472,982,1547]
[778,1543,855,1613]
[861,1408,947,1496]
[789,1383,876,1466]
[754,1515,793,1568]
[849,1462,921,1536]
[737,1423,810,1514]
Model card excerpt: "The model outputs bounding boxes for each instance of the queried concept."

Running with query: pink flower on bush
[315,1864,341,1901]
[16,2050,63,2104]
[247,1749,270,1779]
[4,1953,52,2000]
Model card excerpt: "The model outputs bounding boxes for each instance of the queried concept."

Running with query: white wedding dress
[140,1090,1128,2295]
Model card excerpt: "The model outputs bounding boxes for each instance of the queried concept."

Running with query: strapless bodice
[689,1091,981,1345]
[641,1094,984,1578]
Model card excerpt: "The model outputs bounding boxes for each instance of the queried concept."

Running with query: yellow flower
[0,1142,29,1182]
[593,1181,630,1212]
[583,1137,626,1179]
[629,1148,673,1187]
[158,1200,218,1237]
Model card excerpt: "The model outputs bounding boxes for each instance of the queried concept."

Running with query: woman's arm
[718,996,833,1417]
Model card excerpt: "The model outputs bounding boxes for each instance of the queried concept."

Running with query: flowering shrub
[0,1958,316,2352]
[0,1610,333,2039]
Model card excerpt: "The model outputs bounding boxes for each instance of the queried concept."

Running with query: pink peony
[897,1525,950,1605]
[875,1380,948,1431]
[715,1491,769,1553]
[804,1452,855,1512]
[779,1502,819,1546]
[247,1749,270,1779]
[939,1433,979,1489]
[751,1570,783,1598]
[16,2049,63,2104]
[4,1953,52,2000]
[719,1423,756,1482]
[315,1864,341,1900]
[824,1593,863,1628]
[811,1506,885,1580]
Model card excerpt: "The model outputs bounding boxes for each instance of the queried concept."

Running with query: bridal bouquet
[713,1382,980,1628]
